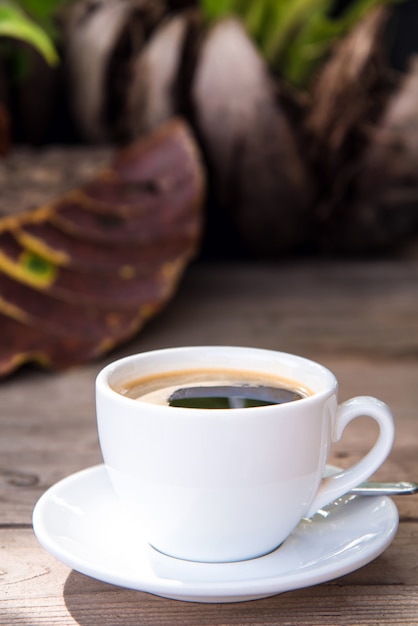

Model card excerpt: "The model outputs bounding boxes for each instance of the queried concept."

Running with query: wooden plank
[1,262,418,523]
[0,367,101,525]
[1,355,418,523]
[1,261,418,624]
[134,261,418,359]
[1,525,417,625]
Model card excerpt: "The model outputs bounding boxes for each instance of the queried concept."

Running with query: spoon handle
[350,481,418,496]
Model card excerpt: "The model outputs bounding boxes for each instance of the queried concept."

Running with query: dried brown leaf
[0,118,205,376]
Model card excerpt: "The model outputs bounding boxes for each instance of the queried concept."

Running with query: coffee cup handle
[306,396,395,518]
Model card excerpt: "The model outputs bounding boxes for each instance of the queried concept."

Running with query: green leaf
[200,0,235,22]
[278,0,403,86]
[199,0,403,88]
[18,0,74,39]
[0,2,59,65]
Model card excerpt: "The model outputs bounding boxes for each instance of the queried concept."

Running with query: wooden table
[1,260,418,625]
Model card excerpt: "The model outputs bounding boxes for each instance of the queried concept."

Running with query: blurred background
[2,0,418,375]
[1,0,418,261]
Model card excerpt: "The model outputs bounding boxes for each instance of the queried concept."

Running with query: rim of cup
[96,346,338,413]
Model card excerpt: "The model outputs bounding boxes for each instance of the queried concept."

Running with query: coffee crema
[116,368,312,409]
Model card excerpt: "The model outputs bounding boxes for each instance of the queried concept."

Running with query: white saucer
[32,464,398,603]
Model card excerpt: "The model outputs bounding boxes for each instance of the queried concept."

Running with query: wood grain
[1,524,417,625]
[1,260,418,624]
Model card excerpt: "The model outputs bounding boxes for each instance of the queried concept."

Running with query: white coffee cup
[95,346,395,563]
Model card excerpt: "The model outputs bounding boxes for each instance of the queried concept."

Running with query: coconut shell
[61,0,167,142]
[0,117,205,376]
[191,18,313,257]
[305,6,391,171]
[123,12,192,138]
[316,56,418,254]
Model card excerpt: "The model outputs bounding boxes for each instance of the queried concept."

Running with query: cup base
[149,540,286,564]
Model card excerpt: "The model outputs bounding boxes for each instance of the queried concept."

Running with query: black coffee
[167,385,304,408]
[117,368,310,409]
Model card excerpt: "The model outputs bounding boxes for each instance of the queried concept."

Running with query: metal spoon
[350,481,418,496]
